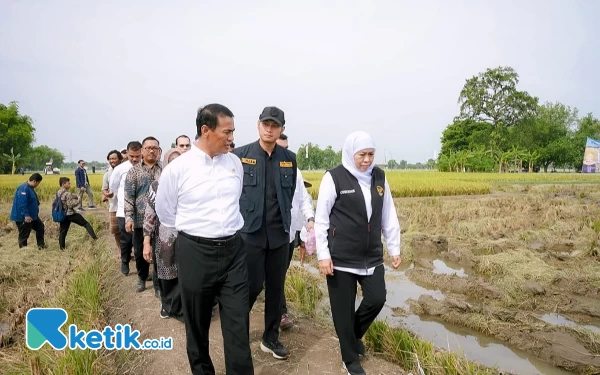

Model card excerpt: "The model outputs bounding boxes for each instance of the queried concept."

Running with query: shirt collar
[191,143,224,164]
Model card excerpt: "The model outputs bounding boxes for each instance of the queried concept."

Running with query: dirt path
[112,263,407,375]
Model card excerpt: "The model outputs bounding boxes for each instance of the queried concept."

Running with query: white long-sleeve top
[108,160,133,218]
[315,171,401,276]
[289,169,315,242]
[155,144,244,238]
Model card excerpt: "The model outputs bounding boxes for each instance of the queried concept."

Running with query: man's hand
[80,187,86,192]
[319,259,334,276]
[392,255,402,269]
[125,221,134,233]
[24,216,32,223]
[143,243,152,263]
[306,221,315,231]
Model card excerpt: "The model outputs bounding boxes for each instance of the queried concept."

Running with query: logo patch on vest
[241,158,256,165]
[279,161,293,168]
[340,189,355,195]
[376,185,384,197]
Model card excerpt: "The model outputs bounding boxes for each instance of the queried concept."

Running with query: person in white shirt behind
[314,131,401,375]
[102,150,123,259]
[155,104,253,375]
[276,133,314,330]
[108,141,142,277]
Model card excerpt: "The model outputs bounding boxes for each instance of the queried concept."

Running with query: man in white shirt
[108,141,142,277]
[156,104,253,375]
[276,134,315,330]
[102,150,123,257]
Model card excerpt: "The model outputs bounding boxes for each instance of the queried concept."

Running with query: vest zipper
[366,223,370,272]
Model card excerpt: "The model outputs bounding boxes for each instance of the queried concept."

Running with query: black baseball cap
[259,106,285,127]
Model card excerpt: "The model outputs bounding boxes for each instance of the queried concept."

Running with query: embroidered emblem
[376,186,384,197]
[340,189,355,195]
[241,158,256,165]
[279,161,293,168]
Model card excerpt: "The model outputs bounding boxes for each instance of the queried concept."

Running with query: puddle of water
[540,313,600,333]
[377,308,573,375]
[432,259,467,277]
[385,272,444,309]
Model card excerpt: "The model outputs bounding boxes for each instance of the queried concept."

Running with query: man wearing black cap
[233,106,297,360]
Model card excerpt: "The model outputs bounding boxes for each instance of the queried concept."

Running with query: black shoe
[357,339,366,357]
[343,361,366,375]
[121,262,129,276]
[260,340,290,360]
[136,278,146,293]
[88,205,96,209]
[38,244,48,250]
[78,207,85,211]
[160,306,169,319]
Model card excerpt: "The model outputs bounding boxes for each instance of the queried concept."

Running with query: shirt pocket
[280,168,294,188]
[243,165,257,186]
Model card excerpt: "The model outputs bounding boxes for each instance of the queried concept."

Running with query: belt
[179,231,239,247]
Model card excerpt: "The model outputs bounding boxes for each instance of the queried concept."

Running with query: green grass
[365,320,499,375]
[284,265,324,317]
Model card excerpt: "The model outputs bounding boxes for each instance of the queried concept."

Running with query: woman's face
[354,148,375,171]
[168,152,181,164]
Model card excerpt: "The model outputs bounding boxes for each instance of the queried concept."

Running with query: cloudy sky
[1,0,598,164]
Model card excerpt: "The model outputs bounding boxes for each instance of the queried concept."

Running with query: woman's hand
[319,259,334,276]
[143,243,152,263]
[392,255,402,269]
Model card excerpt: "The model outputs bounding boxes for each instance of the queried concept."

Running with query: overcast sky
[1,0,598,164]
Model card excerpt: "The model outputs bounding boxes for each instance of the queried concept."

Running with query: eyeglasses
[144,147,160,152]
[179,144,191,148]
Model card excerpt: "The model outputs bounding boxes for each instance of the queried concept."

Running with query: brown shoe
[280,313,293,330]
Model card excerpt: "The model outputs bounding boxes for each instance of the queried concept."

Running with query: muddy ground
[387,185,600,374]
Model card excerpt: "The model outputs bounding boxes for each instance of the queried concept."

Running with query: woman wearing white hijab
[314,131,401,375]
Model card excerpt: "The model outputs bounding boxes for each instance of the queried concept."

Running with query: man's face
[258,120,284,144]
[127,149,142,165]
[276,138,288,149]
[202,115,235,155]
[142,140,160,163]
[80,161,85,168]
[30,180,41,189]
[108,153,121,168]
[176,137,191,153]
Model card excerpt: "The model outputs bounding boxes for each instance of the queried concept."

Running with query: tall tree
[440,119,493,155]
[0,101,36,173]
[457,66,538,150]
[25,145,66,171]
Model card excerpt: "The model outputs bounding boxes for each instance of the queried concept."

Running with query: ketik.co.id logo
[26,308,172,350]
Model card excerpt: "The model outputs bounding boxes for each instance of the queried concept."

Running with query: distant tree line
[438,66,600,173]
[0,101,65,174]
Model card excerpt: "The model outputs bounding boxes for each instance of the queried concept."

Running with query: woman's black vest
[327,165,385,270]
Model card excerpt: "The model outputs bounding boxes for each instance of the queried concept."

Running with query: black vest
[327,165,385,269]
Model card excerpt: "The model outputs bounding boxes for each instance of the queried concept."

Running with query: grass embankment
[0,212,132,375]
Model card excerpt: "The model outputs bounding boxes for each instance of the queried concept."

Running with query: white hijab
[341,131,376,186]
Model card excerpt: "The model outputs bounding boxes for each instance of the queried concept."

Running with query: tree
[3,147,21,174]
[296,143,342,170]
[440,119,493,155]
[0,101,36,173]
[387,159,399,169]
[457,66,538,150]
[399,160,408,169]
[25,145,65,171]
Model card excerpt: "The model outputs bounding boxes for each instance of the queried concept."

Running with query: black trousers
[150,237,160,293]
[132,227,149,281]
[16,219,45,248]
[246,240,289,343]
[326,265,386,364]
[160,278,183,318]
[281,231,300,315]
[117,217,132,264]
[59,213,97,250]
[177,232,253,375]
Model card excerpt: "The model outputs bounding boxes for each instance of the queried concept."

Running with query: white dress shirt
[102,167,118,213]
[289,169,315,242]
[315,171,400,276]
[155,144,244,238]
[108,160,133,218]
